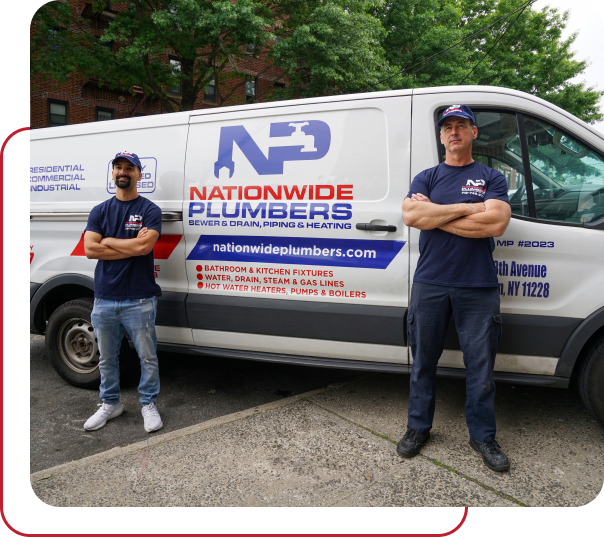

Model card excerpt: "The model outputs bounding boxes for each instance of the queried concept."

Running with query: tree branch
[133,0,175,112]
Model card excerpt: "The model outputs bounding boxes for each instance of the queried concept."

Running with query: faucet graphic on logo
[214,120,331,178]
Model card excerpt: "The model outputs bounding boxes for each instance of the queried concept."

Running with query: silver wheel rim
[57,317,100,374]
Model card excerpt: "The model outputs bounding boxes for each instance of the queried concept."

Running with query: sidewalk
[31,374,604,507]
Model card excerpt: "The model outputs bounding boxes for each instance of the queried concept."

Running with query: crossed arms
[402,193,511,238]
[84,227,160,260]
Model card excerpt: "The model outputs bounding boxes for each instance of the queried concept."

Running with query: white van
[30,85,604,427]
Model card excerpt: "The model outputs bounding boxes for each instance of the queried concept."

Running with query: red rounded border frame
[2,126,469,536]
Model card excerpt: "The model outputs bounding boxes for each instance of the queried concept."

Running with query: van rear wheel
[46,298,101,389]
[578,335,604,427]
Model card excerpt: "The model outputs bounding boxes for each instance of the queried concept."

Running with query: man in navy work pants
[398,105,512,471]
[83,151,163,433]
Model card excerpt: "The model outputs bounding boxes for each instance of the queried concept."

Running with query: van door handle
[356,223,397,232]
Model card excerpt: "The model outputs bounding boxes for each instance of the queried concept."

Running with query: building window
[245,43,255,54]
[169,57,181,95]
[134,113,146,117]
[96,37,113,52]
[48,100,68,127]
[96,108,114,121]
[47,28,64,51]
[274,82,286,89]
[204,78,216,102]
[245,79,256,102]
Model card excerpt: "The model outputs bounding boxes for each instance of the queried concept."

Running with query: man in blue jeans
[398,105,512,471]
[83,151,163,433]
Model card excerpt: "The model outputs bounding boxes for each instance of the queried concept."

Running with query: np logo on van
[107,157,157,194]
[214,120,331,178]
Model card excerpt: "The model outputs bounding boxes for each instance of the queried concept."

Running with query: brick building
[30,1,287,129]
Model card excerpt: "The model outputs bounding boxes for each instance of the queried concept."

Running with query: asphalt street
[30,334,359,472]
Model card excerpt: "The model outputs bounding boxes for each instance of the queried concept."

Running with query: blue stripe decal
[187,235,406,269]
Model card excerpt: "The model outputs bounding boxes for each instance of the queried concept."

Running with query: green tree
[459,0,603,123]
[269,0,390,100]
[377,0,603,123]
[31,0,389,112]
[31,0,603,122]
[376,0,467,88]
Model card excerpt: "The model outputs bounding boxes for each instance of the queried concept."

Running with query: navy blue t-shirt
[86,196,162,299]
[408,161,509,288]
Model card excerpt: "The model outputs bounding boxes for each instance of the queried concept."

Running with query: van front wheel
[46,298,101,389]
[46,299,140,389]
[578,335,604,428]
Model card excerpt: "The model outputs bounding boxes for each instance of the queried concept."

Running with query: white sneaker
[141,403,163,433]
[83,402,123,431]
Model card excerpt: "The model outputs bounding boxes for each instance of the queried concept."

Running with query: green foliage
[31,1,100,85]
[376,0,467,88]
[31,0,387,111]
[268,0,390,99]
[31,0,602,121]
[377,0,603,123]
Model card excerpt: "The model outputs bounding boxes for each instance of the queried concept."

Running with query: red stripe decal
[70,233,86,256]
[153,234,182,259]
[70,233,183,259]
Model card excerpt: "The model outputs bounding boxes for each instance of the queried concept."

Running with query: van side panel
[31,118,193,344]
[184,97,412,363]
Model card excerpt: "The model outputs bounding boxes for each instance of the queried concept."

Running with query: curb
[30,376,372,483]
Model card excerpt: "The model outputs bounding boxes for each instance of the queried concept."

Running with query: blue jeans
[407,282,502,442]
[91,297,160,405]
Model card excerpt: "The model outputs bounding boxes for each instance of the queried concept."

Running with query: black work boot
[470,438,510,472]
[396,427,430,458]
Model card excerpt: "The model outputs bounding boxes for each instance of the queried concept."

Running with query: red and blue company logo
[443,105,463,116]
[461,178,486,197]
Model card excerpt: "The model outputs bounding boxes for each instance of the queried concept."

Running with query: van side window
[471,111,527,216]
[437,108,604,225]
[522,117,604,225]
[438,110,526,217]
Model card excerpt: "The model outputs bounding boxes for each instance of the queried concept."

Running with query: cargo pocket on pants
[491,314,502,345]
[407,311,416,346]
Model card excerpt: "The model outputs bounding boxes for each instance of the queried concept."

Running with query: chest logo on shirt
[125,214,143,231]
[461,179,486,198]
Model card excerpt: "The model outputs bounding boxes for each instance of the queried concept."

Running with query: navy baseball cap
[437,105,476,127]
[112,151,142,170]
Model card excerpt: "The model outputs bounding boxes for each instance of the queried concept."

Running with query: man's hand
[84,231,131,260]
[402,195,485,230]
[101,228,159,257]
[438,199,511,238]
[409,193,431,203]
[99,226,149,247]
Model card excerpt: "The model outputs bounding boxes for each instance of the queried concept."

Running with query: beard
[115,175,132,189]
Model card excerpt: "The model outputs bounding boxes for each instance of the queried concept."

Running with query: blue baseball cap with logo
[112,151,142,171]
[437,104,476,127]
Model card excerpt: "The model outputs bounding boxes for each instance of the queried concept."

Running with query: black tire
[45,298,141,389]
[578,335,604,427]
